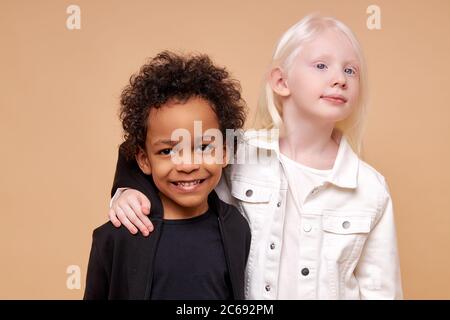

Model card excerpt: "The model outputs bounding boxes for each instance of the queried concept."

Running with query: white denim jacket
[215,130,403,300]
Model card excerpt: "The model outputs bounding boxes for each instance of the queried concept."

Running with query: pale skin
[110,28,361,235]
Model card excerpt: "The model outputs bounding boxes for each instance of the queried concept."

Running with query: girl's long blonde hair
[252,14,369,155]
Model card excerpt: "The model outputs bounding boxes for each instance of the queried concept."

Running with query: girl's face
[284,28,360,123]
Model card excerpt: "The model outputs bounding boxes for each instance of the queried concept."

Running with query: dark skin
[135,97,228,220]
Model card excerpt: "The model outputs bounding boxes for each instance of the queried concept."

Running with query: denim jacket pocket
[230,179,273,233]
[231,179,273,203]
[321,212,376,299]
[322,214,373,262]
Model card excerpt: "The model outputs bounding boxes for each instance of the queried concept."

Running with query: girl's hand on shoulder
[108,189,153,236]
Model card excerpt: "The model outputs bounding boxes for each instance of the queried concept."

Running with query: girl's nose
[331,70,347,88]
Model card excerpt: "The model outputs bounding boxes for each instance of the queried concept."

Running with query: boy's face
[136,97,227,218]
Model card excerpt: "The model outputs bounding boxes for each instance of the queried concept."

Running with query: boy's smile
[136,96,227,219]
[170,178,207,192]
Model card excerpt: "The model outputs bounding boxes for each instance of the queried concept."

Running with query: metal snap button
[265,285,271,292]
[245,189,253,197]
[277,201,281,207]
[342,221,351,229]
[301,268,310,276]
[303,223,312,233]
[270,243,275,250]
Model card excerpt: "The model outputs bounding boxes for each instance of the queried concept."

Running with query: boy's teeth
[176,180,201,186]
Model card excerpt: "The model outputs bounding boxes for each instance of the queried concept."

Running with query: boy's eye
[316,63,327,70]
[196,144,214,152]
[344,67,356,75]
[159,148,174,156]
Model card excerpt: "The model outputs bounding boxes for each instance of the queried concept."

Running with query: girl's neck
[279,103,340,170]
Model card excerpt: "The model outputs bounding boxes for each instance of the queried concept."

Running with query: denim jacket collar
[243,129,359,189]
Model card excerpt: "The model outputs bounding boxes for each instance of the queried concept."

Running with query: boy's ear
[221,145,228,169]
[269,67,290,97]
[135,147,152,175]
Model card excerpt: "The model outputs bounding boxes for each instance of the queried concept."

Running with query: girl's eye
[316,63,327,70]
[159,148,173,156]
[344,67,356,75]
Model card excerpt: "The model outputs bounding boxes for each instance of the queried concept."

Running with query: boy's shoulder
[91,221,151,247]
[213,194,250,233]
[91,222,118,246]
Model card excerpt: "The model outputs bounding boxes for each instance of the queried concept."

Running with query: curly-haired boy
[84,51,251,300]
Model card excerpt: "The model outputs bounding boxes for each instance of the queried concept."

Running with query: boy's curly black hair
[119,51,247,160]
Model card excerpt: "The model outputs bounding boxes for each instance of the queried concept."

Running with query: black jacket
[84,149,251,300]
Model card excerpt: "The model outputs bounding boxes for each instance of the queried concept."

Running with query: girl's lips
[321,95,347,104]
[169,179,206,193]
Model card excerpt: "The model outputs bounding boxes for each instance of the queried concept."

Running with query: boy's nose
[175,161,201,173]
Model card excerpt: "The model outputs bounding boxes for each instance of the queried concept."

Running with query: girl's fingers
[143,217,154,232]
[121,204,149,237]
[128,197,154,233]
[115,207,138,234]
[108,207,121,228]
[137,192,151,215]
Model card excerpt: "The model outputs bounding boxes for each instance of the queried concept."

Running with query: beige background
[1,0,449,299]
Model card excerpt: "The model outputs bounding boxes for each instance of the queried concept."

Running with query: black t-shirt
[150,209,233,300]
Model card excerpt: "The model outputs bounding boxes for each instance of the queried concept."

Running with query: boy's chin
[172,195,209,210]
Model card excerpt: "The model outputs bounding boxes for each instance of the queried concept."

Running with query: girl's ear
[136,147,152,175]
[269,67,290,97]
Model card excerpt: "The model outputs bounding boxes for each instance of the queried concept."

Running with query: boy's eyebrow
[154,139,180,146]
[195,135,215,142]
[154,136,217,146]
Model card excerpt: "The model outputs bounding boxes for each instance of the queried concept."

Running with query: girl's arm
[108,145,154,236]
[354,181,403,299]
[110,145,148,198]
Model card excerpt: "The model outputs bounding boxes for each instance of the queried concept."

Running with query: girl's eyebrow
[309,54,360,68]
[345,59,360,66]
[310,53,333,61]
